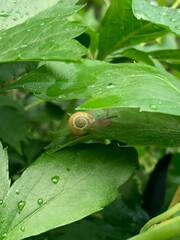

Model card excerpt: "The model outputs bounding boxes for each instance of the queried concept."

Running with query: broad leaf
[0,142,10,201]
[47,108,180,151]
[97,0,166,60]
[0,0,87,63]
[0,144,137,239]
[4,60,180,117]
[132,0,180,36]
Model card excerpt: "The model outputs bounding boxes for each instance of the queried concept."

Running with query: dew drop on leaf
[20,226,25,232]
[51,175,60,184]
[12,16,18,20]
[18,200,26,213]
[107,83,115,89]
[15,189,20,195]
[37,198,43,206]
[66,167,71,172]
[149,104,158,110]
[0,199,3,205]
[162,11,167,16]
[175,26,180,30]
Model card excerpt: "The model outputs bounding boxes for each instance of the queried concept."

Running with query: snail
[68,111,114,136]
[68,112,95,136]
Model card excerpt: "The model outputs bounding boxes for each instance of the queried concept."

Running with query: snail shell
[68,112,95,136]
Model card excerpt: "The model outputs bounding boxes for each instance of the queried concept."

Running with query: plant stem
[24,99,45,111]
[141,202,180,232]
[168,185,180,209]
[171,0,180,8]
[128,216,180,240]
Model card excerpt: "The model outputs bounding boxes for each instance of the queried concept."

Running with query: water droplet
[2,203,6,208]
[51,175,60,184]
[25,11,29,16]
[66,167,70,172]
[15,189,20,195]
[40,22,45,26]
[37,198,43,206]
[27,29,31,32]
[158,101,162,105]
[0,199,3,205]
[21,44,27,48]
[12,16,18,20]
[162,12,167,16]
[20,226,25,232]
[171,18,176,22]
[0,12,10,17]
[150,1,158,6]
[107,83,115,89]
[13,0,17,3]
[17,200,26,213]
[175,26,180,30]
[149,104,158,110]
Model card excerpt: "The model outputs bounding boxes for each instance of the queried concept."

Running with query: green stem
[140,202,180,232]
[171,0,180,8]
[128,216,180,240]
[24,99,45,111]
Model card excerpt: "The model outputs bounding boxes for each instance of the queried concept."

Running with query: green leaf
[0,0,59,31]
[132,0,180,36]
[0,0,87,63]
[0,143,137,239]
[148,49,180,61]
[0,106,28,153]
[97,0,166,60]
[120,48,155,65]
[4,60,180,117]
[0,142,10,202]
[89,108,180,147]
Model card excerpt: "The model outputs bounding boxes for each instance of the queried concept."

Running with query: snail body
[68,112,95,136]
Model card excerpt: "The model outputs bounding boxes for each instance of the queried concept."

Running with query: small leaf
[132,0,180,35]
[0,141,10,201]
[0,143,137,239]
[0,0,87,63]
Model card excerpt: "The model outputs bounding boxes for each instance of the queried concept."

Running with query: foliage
[0,0,179,239]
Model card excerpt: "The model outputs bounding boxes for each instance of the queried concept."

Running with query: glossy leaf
[97,0,166,59]
[0,144,137,239]
[0,0,59,31]
[132,0,180,36]
[4,60,180,117]
[0,142,10,201]
[0,0,87,63]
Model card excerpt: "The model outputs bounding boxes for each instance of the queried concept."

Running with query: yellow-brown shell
[68,112,95,136]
